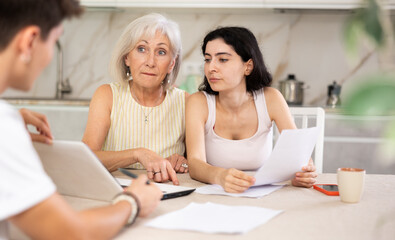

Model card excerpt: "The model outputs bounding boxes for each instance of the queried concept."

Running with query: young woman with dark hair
[199,27,272,95]
[186,27,317,193]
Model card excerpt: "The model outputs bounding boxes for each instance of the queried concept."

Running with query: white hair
[109,13,182,90]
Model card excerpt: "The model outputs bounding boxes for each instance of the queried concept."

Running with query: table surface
[68,171,395,240]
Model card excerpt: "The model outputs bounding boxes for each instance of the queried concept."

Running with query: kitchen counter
[3,97,90,106]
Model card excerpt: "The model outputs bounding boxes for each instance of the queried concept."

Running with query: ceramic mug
[337,168,365,203]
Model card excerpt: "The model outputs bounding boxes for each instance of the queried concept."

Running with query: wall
[3,7,394,174]
[2,8,385,106]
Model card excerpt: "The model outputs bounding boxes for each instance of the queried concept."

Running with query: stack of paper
[145,202,283,234]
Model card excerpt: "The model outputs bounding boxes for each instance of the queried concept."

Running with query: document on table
[195,184,283,198]
[145,202,283,234]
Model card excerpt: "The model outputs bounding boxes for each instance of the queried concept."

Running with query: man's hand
[19,108,53,144]
[124,174,163,217]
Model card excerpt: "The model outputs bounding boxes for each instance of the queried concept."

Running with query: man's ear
[17,26,40,63]
[245,59,254,76]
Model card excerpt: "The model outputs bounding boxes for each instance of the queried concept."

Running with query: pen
[118,168,151,185]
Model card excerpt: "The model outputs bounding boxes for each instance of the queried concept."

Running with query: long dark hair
[199,26,272,95]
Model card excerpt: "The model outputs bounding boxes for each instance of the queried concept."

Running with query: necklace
[130,85,164,124]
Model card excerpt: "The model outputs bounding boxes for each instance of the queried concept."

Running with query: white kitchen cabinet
[80,0,117,7]
[116,0,264,8]
[323,113,395,174]
[80,0,394,9]
[263,0,361,9]
[12,104,89,141]
[264,0,395,9]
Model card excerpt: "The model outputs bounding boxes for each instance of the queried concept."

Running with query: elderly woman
[83,13,188,185]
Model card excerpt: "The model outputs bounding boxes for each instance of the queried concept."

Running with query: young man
[0,1,163,239]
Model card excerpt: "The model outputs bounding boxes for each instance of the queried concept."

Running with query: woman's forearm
[93,149,138,172]
[189,158,223,185]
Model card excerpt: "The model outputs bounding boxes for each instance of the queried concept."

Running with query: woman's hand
[19,108,53,144]
[136,148,179,185]
[217,168,255,193]
[166,154,188,173]
[124,174,163,217]
[292,159,317,188]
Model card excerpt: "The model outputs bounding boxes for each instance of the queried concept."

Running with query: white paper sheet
[115,178,195,193]
[254,127,320,186]
[195,184,283,198]
[145,202,283,234]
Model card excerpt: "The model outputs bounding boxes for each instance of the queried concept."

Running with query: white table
[109,171,395,240]
[11,172,394,240]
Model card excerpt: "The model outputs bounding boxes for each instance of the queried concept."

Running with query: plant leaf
[362,0,384,46]
[343,74,395,116]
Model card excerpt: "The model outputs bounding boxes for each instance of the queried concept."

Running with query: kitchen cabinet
[264,0,395,9]
[12,104,89,141]
[80,0,394,9]
[80,0,117,7]
[323,113,395,174]
[116,0,264,8]
[263,0,361,9]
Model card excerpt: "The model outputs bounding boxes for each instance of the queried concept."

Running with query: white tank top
[203,89,273,171]
[103,81,185,169]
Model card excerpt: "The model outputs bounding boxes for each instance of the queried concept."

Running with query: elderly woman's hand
[166,154,188,173]
[136,148,179,185]
[291,159,317,188]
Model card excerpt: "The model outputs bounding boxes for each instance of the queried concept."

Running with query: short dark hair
[199,26,272,95]
[0,0,83,51]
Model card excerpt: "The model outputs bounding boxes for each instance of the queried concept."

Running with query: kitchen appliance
[326,81,341,108]
[279,74,305,105]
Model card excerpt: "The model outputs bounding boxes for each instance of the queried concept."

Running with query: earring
[126,66,132,80]
[20,54,31,63]
[162,74,170,86]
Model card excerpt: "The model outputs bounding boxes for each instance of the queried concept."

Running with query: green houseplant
[343,0,395,155]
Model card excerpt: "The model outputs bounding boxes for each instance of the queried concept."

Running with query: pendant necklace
[131,86,163,124]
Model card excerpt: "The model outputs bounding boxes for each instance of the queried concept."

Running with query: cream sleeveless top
[203,89,273,171]
[103,81,186,169]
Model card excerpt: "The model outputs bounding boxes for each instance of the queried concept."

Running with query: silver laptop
[34,140,194,202]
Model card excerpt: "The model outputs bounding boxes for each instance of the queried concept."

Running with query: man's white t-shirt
[0,100,56,239]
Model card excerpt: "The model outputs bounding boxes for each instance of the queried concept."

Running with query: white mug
[337,168,365,203]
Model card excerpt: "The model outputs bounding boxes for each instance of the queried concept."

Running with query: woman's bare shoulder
[264,87,283,100]
[264,87,289,120]
[90,84,113,109]
[186,92,209,117]
[92,84,111,98]
[186,92,209,124]
[186,91,207,105]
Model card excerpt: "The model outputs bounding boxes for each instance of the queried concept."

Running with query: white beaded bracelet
[112,191,140,226]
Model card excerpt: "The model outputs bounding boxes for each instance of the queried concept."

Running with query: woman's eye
[158,50,166,55]
[204,58,211,63]
[219,58,228,63]
[137,46,146,52]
